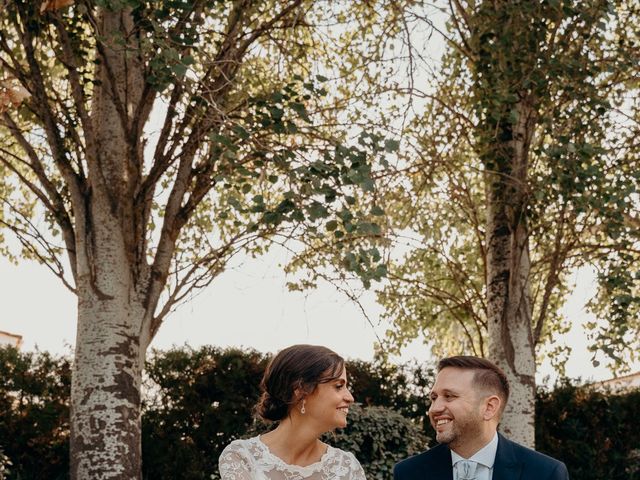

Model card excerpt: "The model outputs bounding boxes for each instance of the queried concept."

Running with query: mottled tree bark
[69,7,149,478]
[71,282,146,479]
[484,98,537,447]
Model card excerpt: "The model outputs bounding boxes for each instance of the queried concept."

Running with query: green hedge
[536,381,640,480]
[329,404,428,480]
[0,447,12,480]
[345,359,433,433]
[0,347,69,480]
[141,346,270,479]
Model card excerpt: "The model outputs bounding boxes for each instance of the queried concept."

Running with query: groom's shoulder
[500,435,568,475]
[393,443,449,477]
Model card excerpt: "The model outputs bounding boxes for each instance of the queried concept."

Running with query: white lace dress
[218,436,367,480]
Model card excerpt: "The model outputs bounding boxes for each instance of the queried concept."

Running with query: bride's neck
[261,419,326,466]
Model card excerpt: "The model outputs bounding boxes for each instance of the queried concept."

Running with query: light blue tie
[457,460,478,480]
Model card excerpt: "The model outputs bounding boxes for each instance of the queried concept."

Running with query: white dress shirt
[451,433,499,480]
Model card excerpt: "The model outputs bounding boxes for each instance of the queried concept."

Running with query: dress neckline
[254,435,334,473]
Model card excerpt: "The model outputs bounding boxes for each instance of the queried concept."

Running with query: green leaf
[270,92,284,103]
[232,125,250,140]
[384,139,400,153]
[269,107,284,120]
[290,102,310,122]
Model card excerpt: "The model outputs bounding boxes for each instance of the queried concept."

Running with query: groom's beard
[435,411,483,449]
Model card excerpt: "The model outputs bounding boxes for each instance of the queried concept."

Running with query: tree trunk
[70,184,148,478]
[484,99,536,448]
[70,6,148,478]
[70,288,145,479]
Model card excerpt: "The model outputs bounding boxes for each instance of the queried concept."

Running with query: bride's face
[302,367,354,431]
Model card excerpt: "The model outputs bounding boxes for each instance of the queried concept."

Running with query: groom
[394,356,569,480]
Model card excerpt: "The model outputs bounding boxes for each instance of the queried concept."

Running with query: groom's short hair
[437,356,510,411]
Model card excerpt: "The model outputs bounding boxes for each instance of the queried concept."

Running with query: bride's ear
[293,381,305,403]
[294,390,306,403]
[293,387,308,415]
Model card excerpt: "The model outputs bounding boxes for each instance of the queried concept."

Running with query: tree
[378,0,640,446]
[0,1,396,477]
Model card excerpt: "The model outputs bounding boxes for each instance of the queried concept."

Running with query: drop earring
[300,399,306,414]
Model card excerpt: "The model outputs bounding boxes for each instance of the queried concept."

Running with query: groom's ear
[482,395,502,421]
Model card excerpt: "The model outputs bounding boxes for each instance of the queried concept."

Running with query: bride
[219,344,366,479]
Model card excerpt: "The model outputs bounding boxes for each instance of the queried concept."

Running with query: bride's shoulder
[325,445,362,465]
[326,446,366,477]
[221,436,259,455]
[328,445,355,458]
[219,437,261,477]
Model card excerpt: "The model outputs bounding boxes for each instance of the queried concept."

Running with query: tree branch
[1,114,78,280]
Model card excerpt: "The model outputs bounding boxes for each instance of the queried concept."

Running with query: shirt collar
[450,432,499,469]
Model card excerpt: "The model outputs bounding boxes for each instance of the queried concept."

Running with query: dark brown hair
[437,356,510,407]
[255,344,345,422]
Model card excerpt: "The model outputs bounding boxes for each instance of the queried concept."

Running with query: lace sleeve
[349,453,367,480]
[333,449,367,480]
[218,441,254,480]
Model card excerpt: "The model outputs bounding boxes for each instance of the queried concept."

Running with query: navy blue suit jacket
[394,433,569,480]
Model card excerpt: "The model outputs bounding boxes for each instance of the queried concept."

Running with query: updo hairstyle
[255,344,345,422]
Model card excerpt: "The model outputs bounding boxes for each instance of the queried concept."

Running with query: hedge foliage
[0,447,12,480]
[1,345,639,479]
[141,347,270,479]
[536,380,640,480]
[0,347,70,480]
[328,404,428,480]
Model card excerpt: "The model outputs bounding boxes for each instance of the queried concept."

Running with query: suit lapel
[492,433,523,480]
[430,445,454,480]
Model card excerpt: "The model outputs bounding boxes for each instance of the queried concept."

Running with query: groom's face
[428,367,484,449]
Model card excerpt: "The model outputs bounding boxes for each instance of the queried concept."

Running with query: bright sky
[1,243,635,387]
